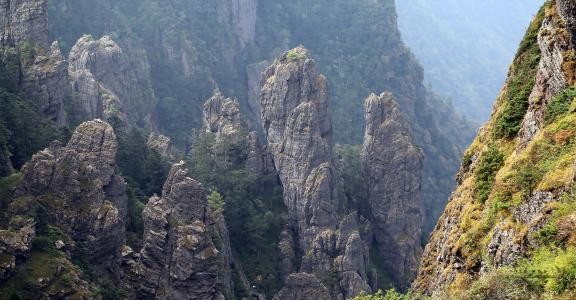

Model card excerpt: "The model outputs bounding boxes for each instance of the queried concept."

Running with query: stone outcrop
[22,41,68,126]
[413,2,576,296]
[361,92,423,288]
[0,0,67,125]
[519,0,575,146]
[230,0,257,50]
[203,92,244,139]
[68,35,156,126]
[202,92,274,175]
[147,133,180,162]
[0,220,34,281]
[15,120,127,268]
[0,0,49,49]
[273,273,330,300]
[261,47,371,299]
[131,162,231,299]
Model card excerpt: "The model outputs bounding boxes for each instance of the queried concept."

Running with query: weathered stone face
[131,162,231,300]
[68,35,156,127]
[15,119,127,266]
[0,0,49,49]
[362,92,424,289]
[261,47,371,299]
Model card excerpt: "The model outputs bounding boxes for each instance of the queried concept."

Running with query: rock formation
[261,47,371,299]
[68,35,156,126]
[518,0,575,146]
[0,220,34,281]
[414,2,576,297]
[131,161,232,299]
[362,92,423,288]
[202,91,274,175]
[0,0,49,49]
[22,41,68,126]
[0,0,67,126]
[15,120,127,267]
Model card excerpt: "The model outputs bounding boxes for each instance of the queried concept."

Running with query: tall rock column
[132,162,231,300]
[261,47,371,299]
[361,92,423,288]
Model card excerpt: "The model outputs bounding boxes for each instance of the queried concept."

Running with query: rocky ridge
[414,1,576,297]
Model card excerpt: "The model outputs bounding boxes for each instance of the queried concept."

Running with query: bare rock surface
[362,92,424,288]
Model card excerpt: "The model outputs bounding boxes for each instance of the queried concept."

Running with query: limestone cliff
[261,47,371,299]
[414,2,576,298]
[362,92,423,288]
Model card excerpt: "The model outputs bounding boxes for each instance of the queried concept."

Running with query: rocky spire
[68,35,156,127]
[202,91,274,175]
[203,92,244,139]
[261,47,371,299]
[15,119,127,267]
[131,161,232,299]
[362,92,423,288]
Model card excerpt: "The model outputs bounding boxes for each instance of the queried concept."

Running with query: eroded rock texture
[519,0,575,146]
[132,162,231,300]
[68,35,156,126]
[15,119,127,269]
[362,92,423,288]
[261,47,371,299]
[0,0,49,49]
[203,91,274,175]
[22,41,68,126]
[0,220,34,281]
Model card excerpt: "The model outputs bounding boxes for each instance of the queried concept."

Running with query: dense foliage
[187,131,285,297]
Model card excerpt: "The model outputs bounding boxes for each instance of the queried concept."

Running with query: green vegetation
[188,131,285,297]
[354,289,426,300]
[545,86,576,125]
[473,144,505,203]
[493,5,545,139]
[286,48,307,61]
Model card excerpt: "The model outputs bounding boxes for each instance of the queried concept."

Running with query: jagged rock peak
[261,46,332,154]
[134,161,228,299]
[261,48,370,299]
[362,92,423,288]
[15,119,127,267]
[0,0,49,49]
[203,91,243,138]
[68,35,156,126]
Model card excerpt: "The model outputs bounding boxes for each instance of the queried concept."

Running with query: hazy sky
[396,0,544,122]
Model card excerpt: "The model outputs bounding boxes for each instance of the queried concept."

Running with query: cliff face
[0,0,49,49]
[261,47,372,299]
[68,35,156,127]
[414,1,576,298]
[362,92,423,288]
[130,162,232,299]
